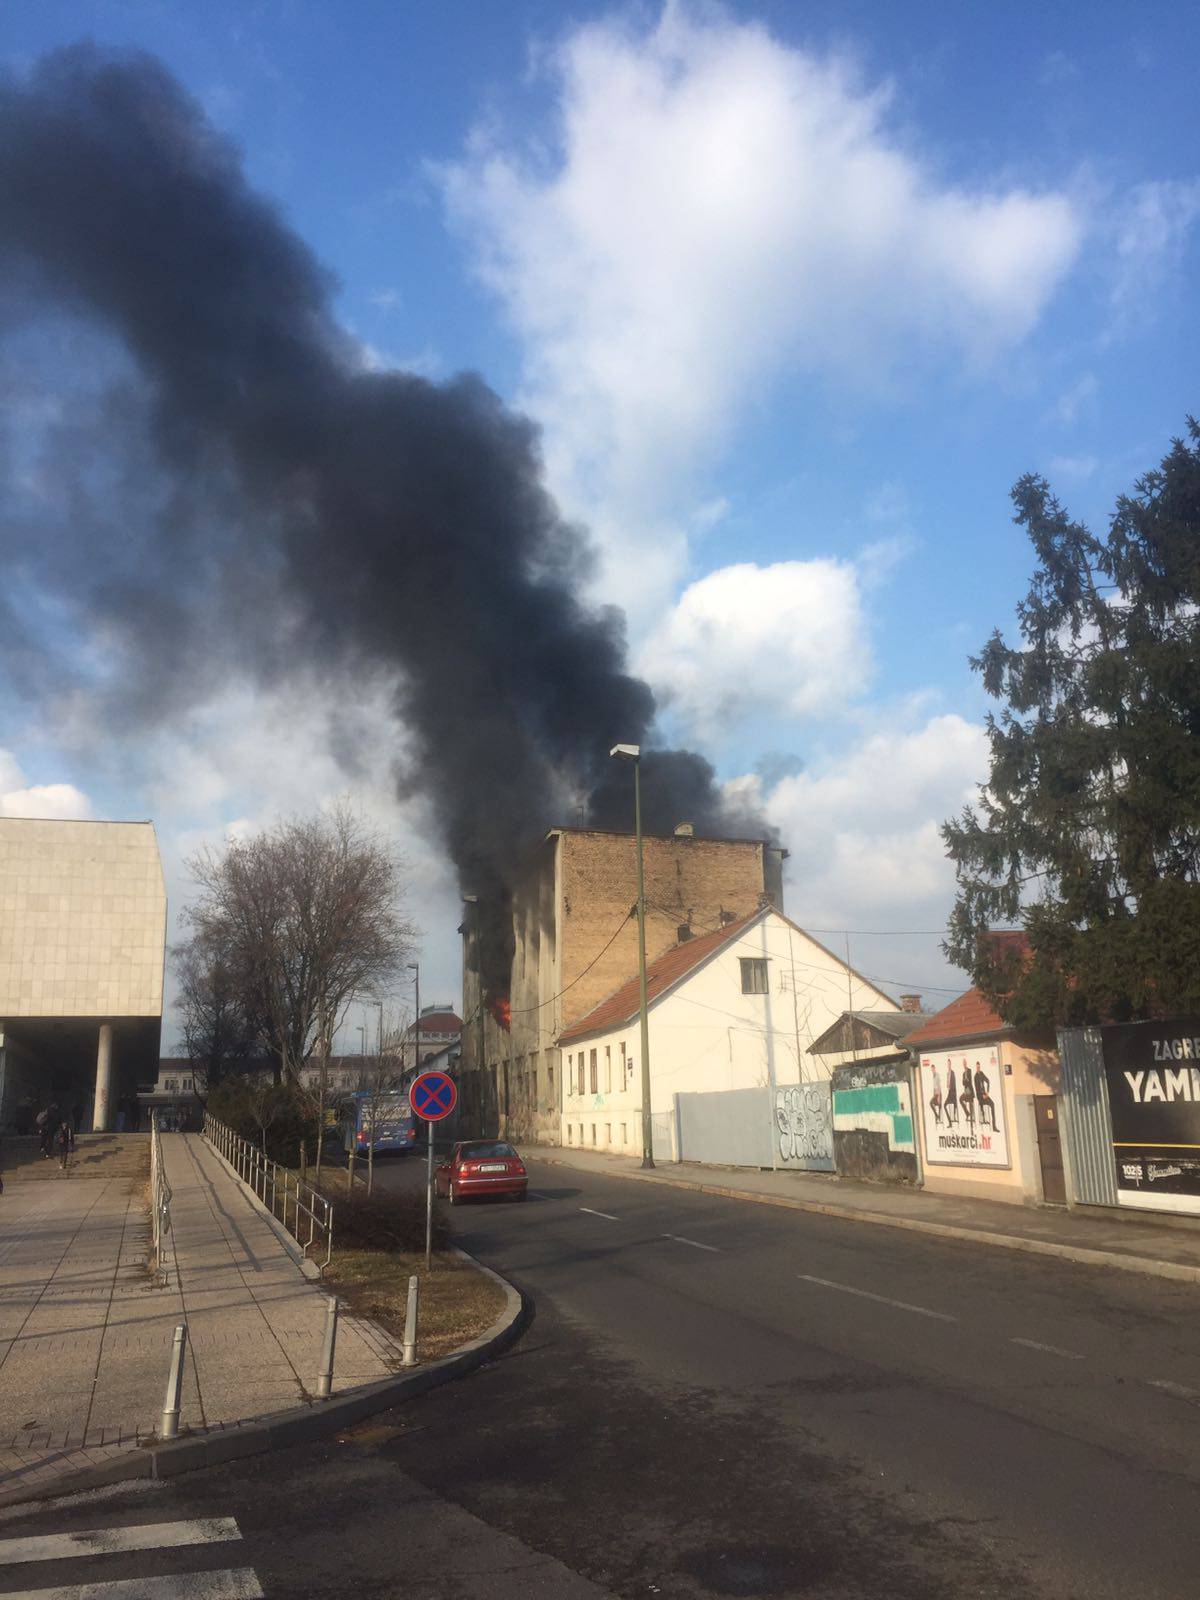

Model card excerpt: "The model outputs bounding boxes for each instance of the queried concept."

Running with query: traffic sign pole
[424,1116,434,1269]
[409,1071,458,1272]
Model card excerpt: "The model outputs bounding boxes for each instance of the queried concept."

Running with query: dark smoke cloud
[0,46,769,987]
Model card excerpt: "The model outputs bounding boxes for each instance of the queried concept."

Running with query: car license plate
[480,1163,506,1173]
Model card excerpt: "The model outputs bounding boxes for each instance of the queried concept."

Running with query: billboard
[918,1046,1009,1168]
[1101,1018,1200,1214]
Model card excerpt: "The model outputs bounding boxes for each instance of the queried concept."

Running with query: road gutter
[539,1156,1200,1286]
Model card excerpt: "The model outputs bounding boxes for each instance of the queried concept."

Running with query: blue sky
[2,0,1197,1043]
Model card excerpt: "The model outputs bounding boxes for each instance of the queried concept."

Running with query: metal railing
[203,1112,334,1270]
[149,1109,173,1284]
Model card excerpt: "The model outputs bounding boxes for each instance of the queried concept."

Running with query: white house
[556,906,900,1157]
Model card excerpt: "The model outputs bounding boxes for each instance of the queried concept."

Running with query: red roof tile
[903,988,1008,1049]
[405,1011,462,1037]
[559,911,763,1044]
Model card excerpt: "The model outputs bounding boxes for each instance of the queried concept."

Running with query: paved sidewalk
[0,1133,399,1500]
[539,1144,1200,1281]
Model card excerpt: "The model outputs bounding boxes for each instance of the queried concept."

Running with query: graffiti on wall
[775,1083,834,1171]
[831,1060,917,1184]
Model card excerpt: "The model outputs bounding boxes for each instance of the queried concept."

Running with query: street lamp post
[462,894,484,1132]
[408,962,420,1075]
[610,743,654,1169]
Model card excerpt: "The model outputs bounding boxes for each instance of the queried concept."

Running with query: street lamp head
[461,893,478,904]
[609,743,641,762]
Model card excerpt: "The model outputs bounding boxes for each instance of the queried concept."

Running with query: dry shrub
[320,1180,449,1254]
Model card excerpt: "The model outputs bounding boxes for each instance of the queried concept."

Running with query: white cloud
[1049,370,1097,426]
[119,681,464,1051]
[1048,453,1099,482]
[753,713,990,1000]
[1109,179,1200,327]
[636,556,870,738]
[441,3,1082,608]
[0,749,92,819]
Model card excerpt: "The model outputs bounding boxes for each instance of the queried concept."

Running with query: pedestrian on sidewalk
[55,1119,74,1172]
[37,1105,57,1159]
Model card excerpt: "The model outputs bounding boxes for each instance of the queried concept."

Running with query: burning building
[460,824,787,1144]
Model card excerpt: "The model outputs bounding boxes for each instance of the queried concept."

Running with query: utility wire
[464,907,637,1028]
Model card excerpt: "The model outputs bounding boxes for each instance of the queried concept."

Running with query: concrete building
[401,1005,462,1071]
[0,818,167,1132]
[136,1057,203,1131]
[460,825,788,1145]
[557,906,899,1158]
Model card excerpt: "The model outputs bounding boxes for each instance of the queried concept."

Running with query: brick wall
[559,831,770,1028]
[460,828,776,1146]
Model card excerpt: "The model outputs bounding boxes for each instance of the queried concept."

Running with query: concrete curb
[538,1156,1200,1286]
[0,1252,529,1509]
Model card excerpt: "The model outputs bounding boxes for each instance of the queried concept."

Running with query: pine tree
[944,419,1200,1029]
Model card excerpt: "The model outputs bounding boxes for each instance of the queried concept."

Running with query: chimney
[674,821,694,838]
[900,994,922,1014]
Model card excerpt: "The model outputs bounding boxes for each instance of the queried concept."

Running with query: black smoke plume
[0,47,767,995]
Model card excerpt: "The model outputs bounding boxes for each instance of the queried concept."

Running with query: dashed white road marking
[663,1234,720,1253]
[0,1519,242,1566]
[797,1273,956,1321]
[1010,1337,1084,1361]
[579,1207,620,1221]
[2,1570,263,1599]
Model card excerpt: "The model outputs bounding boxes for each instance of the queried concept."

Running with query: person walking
[37,1105,57,1159]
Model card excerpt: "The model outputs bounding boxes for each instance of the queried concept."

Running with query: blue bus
[338,1089,418,1156]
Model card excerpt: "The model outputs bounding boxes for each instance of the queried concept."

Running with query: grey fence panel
[650,1110,676,1162]
[1058,1025,1118,1206]
[676,1087,774,1169]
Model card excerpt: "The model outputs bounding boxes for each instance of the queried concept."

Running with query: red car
[435,1140,528,1204]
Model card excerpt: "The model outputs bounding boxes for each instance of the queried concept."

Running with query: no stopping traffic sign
[410,1070,457,1122]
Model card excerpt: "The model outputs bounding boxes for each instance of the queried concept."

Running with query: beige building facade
[0,818,167,1132]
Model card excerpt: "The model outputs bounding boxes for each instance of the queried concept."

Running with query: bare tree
[172,926,261,1090]
[182,806,417,1092]
[245,1075,282,1154]
[355,1010,410,1194]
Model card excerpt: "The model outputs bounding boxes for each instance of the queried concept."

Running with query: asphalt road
[3,1156,1199,1598]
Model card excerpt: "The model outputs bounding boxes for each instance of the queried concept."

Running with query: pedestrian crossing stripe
[0,1569,263,1599]
[0,1519,241,1566]
[0,1517,261,1600]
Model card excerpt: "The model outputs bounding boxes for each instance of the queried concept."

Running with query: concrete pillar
[93,1022,114,1133]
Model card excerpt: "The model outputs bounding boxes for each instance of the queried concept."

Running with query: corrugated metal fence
[1057,1025,1118,1206]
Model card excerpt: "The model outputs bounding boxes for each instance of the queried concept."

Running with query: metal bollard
[316,1296,339,1399]
[160,1323,188,1440]
[402,1274,419,1368]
